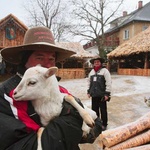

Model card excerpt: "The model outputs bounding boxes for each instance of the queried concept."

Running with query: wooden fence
[56,68,85,79]
[118,69,150,76]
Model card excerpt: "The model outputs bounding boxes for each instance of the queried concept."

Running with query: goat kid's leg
[37,127,45,150]
[64,95,95,128]
[82,121,91,138]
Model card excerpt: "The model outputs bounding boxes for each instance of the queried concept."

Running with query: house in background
[0,14,28,74]
[83,1,150,72]
[0,14,28,49]
[105,1,150,45]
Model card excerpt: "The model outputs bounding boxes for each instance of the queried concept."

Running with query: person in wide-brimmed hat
[0,26,102,149]
[87,55,112,131]
[90,56,105,64]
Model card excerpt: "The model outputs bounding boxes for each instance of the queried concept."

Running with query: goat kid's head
[13,66,58,101]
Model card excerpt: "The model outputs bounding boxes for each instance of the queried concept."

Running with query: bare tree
[23,0,72,41]
[70,0,124,58]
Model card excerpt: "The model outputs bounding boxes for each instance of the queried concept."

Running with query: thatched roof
[57,42,96,58]
[107,26,150,59]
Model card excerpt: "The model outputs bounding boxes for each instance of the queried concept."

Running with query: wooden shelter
[56,42,96,67]
[56,42,96,79]
[107,26,150,76]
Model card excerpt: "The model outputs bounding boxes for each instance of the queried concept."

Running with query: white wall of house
[85,45,99,56]
[84,45,99,68]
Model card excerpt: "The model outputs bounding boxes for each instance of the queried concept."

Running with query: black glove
[80,117,103,143]
[101,96,111,102]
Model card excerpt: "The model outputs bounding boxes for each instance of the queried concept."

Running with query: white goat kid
[13,65,97,150]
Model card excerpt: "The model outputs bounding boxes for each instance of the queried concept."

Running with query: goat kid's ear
[44,67,58,78]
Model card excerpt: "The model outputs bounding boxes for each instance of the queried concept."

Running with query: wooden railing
[56,68,85,79]
[118,69,150,76]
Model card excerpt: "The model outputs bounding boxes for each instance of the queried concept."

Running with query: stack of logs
[98,111,150,150]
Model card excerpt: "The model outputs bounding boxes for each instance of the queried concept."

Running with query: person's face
[93,60,101,67]
[25,50,56,69]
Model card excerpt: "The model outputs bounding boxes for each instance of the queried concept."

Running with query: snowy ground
[60,74,150,110]
[60,75,150,150]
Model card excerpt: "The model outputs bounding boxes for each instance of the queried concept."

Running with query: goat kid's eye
[28,81,36,86]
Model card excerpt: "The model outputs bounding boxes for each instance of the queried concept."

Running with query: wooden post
[107,59,111,71]
[60,61,65,68]
[117,60,120,74]
[144,52,148,69]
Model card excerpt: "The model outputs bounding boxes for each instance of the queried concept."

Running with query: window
[123,29,129,40]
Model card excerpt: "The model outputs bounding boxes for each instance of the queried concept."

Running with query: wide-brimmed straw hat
[90,56,105,64]
[1,26,75,64]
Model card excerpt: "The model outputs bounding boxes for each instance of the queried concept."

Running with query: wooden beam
[144,52,148,69]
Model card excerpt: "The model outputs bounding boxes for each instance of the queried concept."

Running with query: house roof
[56,42,96,58]
[105,1,150,34]
[0,14,28,31]
[107,26,150,59]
